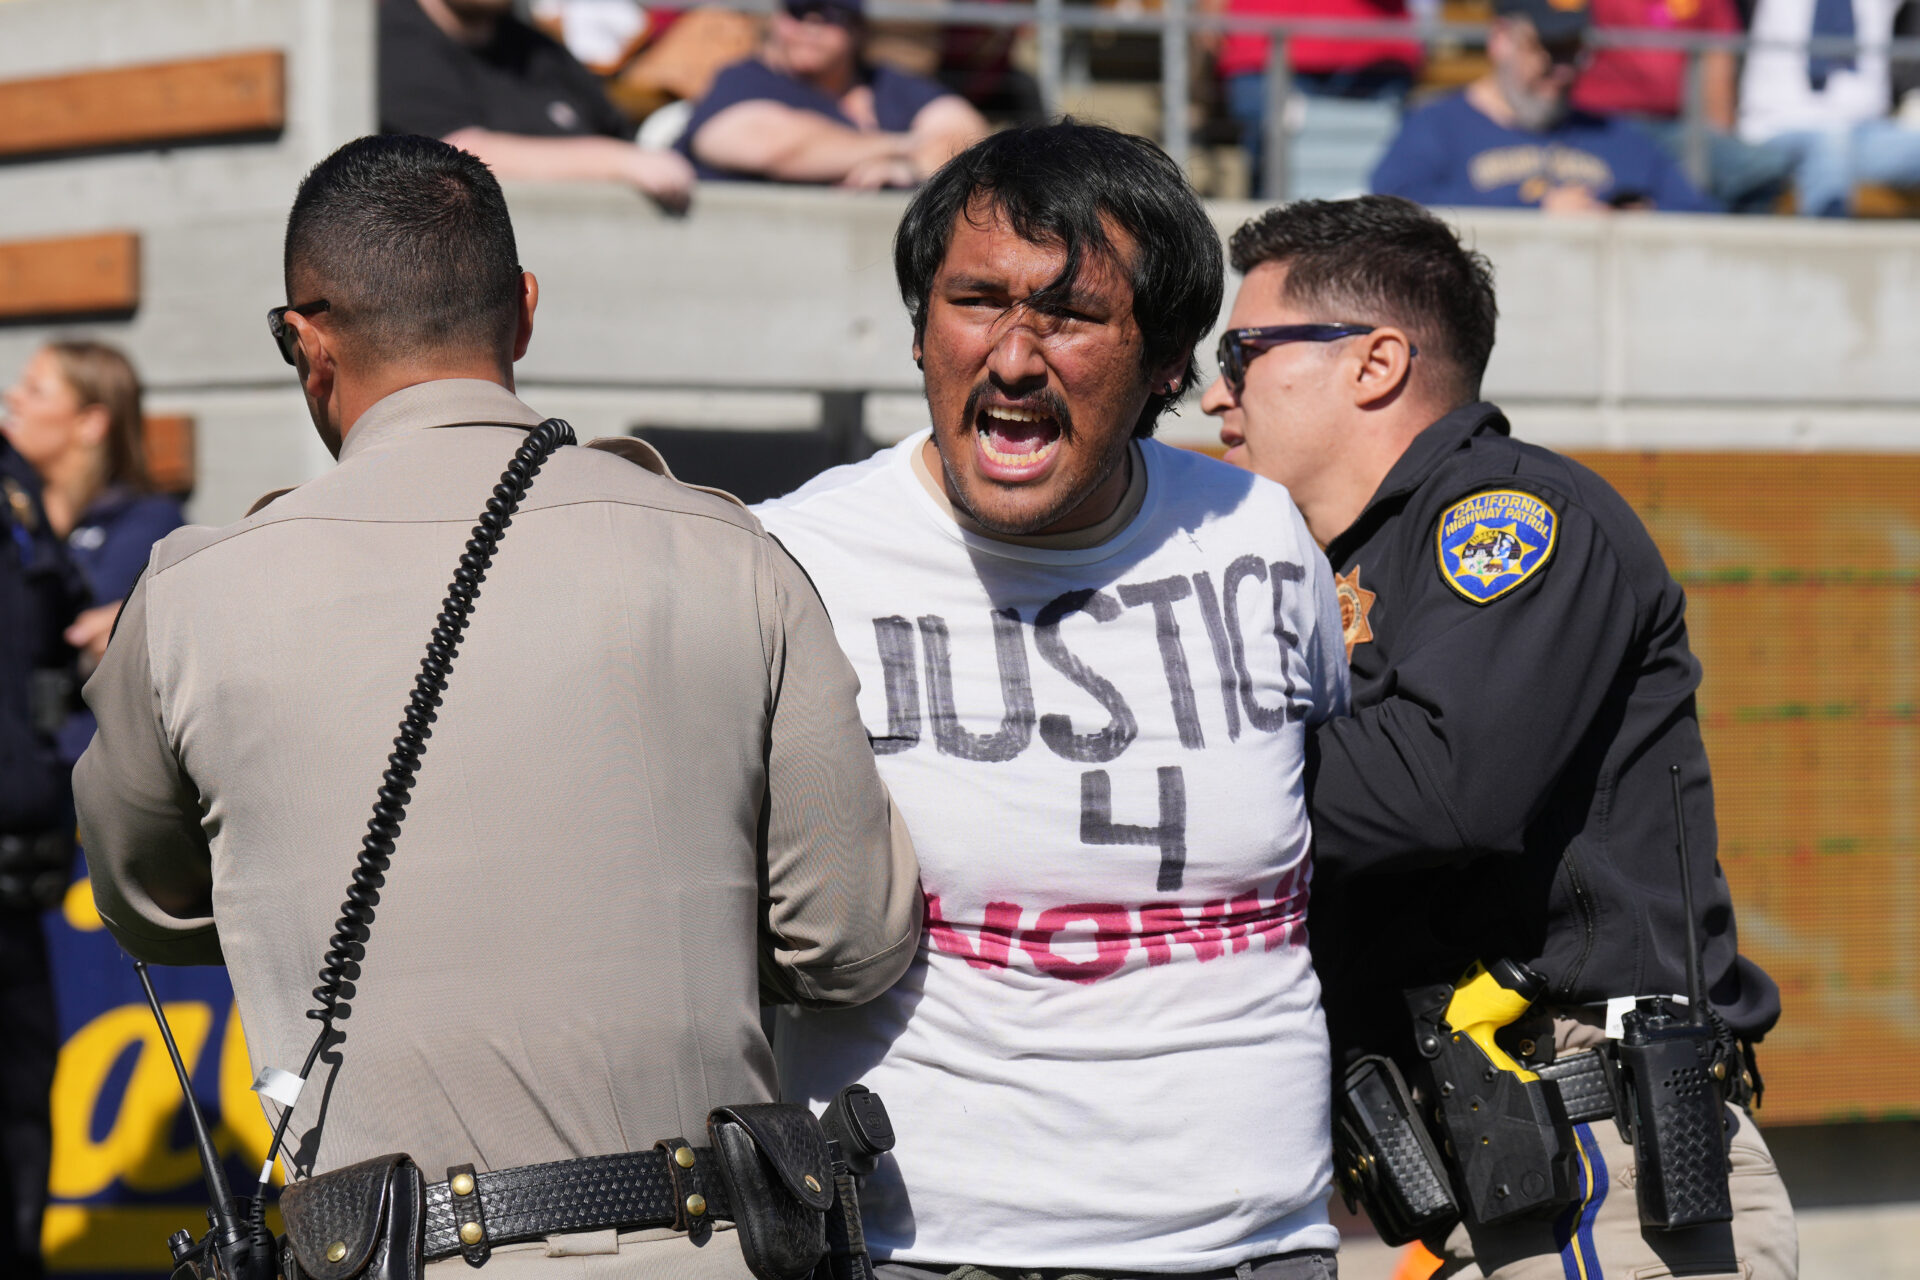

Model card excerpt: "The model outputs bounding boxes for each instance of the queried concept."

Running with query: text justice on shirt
[864,553,1316,761]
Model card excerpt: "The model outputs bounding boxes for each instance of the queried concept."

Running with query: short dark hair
[895,122,1224,437]
[284,134,522,361]
[1228,196,1498,404]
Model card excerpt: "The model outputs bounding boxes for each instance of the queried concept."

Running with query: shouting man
[757,123,1349,1278]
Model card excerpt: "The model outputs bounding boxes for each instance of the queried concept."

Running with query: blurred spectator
[1,343,174,1280]
[0,392,85,1280]
[1372,0,1717,208]
[678,0,989,186]
[861,0,1042,123]
[1211,0,1423,191]
[380,0,694,209]
[1741,0,1920,213]
[610,8,764,125]
[1575,0,1796,208]
[1,342,183,756]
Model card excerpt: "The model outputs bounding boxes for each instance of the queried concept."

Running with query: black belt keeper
[1535,1050,1621,1125]
[419,1146,735,1261]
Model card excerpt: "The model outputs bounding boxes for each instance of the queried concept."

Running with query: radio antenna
[134,960,242,1238]
[1669,764,1707,1025]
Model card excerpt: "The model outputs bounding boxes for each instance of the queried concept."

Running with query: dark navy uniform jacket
[1306,402,1780,1071]
[0,438,84,837]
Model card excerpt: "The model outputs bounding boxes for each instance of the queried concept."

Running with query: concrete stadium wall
[4,0,1920,530]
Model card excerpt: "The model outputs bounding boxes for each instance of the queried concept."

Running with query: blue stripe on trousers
[1554,1122,1609,1280]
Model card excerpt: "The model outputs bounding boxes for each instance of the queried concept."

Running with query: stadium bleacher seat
[0,50,283,160]
[1288,95,1403,198]
[0,232,139,321]
[142,415,196,496]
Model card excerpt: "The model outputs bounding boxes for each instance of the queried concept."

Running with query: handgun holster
[279,1153,427,1280]
[708,1104,835,1280]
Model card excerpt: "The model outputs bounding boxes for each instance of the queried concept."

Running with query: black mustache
[964,383,1074,441]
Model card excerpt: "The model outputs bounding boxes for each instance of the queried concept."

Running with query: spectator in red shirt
[1572,0,1794,207]
[1212,0,1423,192]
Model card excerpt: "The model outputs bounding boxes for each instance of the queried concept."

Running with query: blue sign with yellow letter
[43,870,279,1278]
[1436,489,1558,604]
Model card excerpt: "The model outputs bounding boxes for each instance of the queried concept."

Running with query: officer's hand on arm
[73,578,222,964]
[754,534,921,1008]
[1309,499,1639,879]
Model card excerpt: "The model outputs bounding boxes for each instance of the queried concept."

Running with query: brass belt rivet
[459,1222,485,1246]
[1517,1038,1537,1057]
[451,1172,476,1196]
[685,1193,707,1217]
[804,1174,821,1193]
[1712,1060,1728,1081]
[675,1147,696,1169]
[326,1242,347,1263]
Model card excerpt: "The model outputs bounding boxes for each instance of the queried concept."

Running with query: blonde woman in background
[2,341,183,758]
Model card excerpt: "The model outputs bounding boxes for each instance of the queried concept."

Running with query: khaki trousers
[1431,1105,1797,1280]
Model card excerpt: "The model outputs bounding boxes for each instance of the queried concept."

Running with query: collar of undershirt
[909,436,1148,552]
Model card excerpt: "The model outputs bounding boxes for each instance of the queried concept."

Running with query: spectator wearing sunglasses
[380,0,695,211]
[679,0,989,186]
[1371,0,1717,211]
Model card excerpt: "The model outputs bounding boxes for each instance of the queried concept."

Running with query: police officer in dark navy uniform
[0,432,86,1280]
[1202,197,1796,1280]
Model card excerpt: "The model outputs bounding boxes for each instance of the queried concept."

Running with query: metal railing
[722,0,1920,199]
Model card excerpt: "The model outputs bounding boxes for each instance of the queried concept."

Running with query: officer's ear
[288,309,335,403]
[511,270,538,365]
[1351,326,1416,410]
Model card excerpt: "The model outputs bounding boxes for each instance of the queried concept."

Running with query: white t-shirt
[1740,0,1895,141]
[757,433,1349,1272]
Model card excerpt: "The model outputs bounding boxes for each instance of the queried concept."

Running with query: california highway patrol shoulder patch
[1435,489,1558,604]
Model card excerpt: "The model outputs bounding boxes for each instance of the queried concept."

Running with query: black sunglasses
[1215,323,1417,396]
[267,299,331,366]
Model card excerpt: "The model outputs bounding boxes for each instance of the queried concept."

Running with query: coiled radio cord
[251,418,576,1233]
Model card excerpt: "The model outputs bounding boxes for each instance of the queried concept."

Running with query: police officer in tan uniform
[76,134,920,1278]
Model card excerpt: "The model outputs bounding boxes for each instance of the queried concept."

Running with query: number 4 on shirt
[1080,766,1187,891]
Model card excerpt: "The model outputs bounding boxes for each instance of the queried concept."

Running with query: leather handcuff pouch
[708,1104,834,1280]
[279,1153,426,1280]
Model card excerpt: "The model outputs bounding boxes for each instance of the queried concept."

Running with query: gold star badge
[1335,567,1376,661]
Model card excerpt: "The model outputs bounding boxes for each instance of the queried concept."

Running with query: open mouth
[975,403,1064,480]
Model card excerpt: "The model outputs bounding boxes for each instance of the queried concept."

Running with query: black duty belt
[1536,1049,1615,1124]
[422,1143,736,1262]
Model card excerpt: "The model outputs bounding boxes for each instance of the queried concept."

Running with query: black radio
[1611,767,1734,1230]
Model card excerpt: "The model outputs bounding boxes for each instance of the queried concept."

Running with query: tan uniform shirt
[75,379,919,1277]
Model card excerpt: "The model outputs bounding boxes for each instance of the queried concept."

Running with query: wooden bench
[0,231,140,321]
[142,414,195,496]
[0,49,283,161]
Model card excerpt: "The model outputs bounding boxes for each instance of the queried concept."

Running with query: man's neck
[1307,411,1441,548]
[418,0,498,46]
[1465,76,1519,129]
[768,46,859,100]
[335,362,514,448]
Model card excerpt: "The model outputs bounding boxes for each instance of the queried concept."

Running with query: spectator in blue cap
[679,0,989,186]
[1372,0,1718,211]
